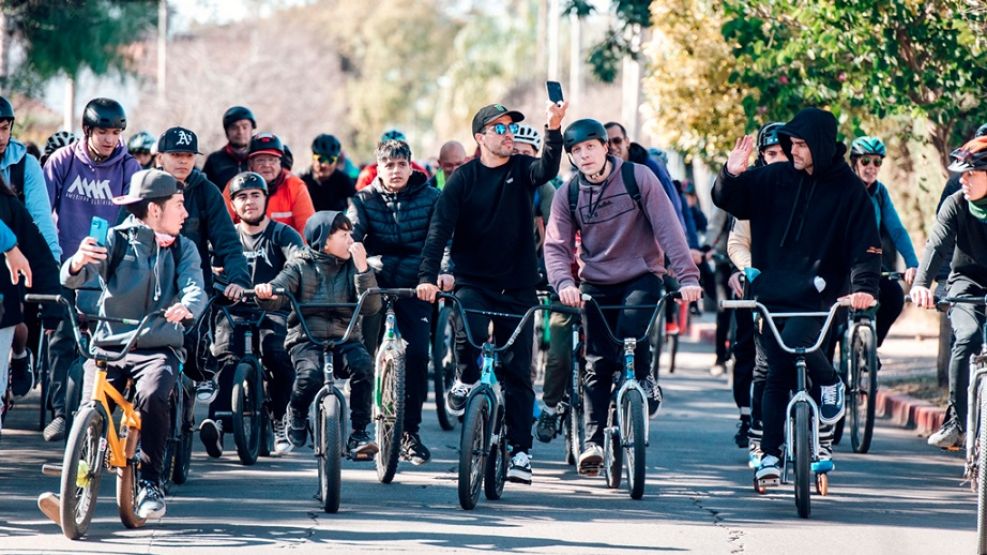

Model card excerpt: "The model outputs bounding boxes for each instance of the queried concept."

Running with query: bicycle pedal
[811,460,834,474]
[757,476,780,488]
[577,464,601,477]
[41,463,62,477]
[37,492,61,526]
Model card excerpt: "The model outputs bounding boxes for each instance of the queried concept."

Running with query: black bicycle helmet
[757,122,784,151]
[222,105,256,130]
[82,98,127,130]
[0,96,14,121]
[312,133,342,159]
[127,131,156,154]
[562,119,608,153]
[228,171,268,198]
[248,132,284,158]
[949,136,987,172]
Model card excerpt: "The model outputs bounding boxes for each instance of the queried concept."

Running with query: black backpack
[7,156,26,203]
[567,160,644,228]
[106,228,184,290]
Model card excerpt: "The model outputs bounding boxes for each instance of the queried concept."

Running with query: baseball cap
[471,104,525,136]
[157,126,201,154]
[112,169,184,205]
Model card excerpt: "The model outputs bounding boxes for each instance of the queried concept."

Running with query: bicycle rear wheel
[977,383,987,555]
[649,313,663,382]
[458,393,488,510]
[36,332,50,432]
[232,361,263,465]
[117,423,146,529]
[794,402,811,519]
[58,405,105,539]
[849,325,877,454]
[483,418,507,500]
[622,390,647,500]
[318,394,342,513]
[172,377,194,485]
[604,405,622,489]
[375,349,406,484]
[432,306,457,431]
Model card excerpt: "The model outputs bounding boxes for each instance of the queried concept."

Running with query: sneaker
[199,419,223,458]
[9,351,33,397]
[928,418,963,450]
[818,381,846,424]
[400,432,431,465]
[747,427,763,469]
[286,406,308,448]
[43,416,66,442]
[195,380,218,404]
[755,454,781,482]
[642,376,663,416]
[37,492,61,525]
[446,379,475,415]
[734,416,751,448]
[272,415,293,455]
[347,428,378,460]
[577,442,603,475]
[136,480,166,520]
[507,451,532,485]
[665,321,680,335]
[535,403,560,443]
[813,439,835,473]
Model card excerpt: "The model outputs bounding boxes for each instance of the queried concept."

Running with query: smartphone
[546,81,564,105]
[89,216,109,247]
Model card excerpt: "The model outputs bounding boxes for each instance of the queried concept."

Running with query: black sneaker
[507,451,532,485]
[9,352,32,397]
[347,428,379,460]
[734,416,751,448]
[136,480,166,520]
[535,404,560,443]
[43,415,66,442]
[818,381,845,424]
[446,379,474,415]
[642,376,663,416]
[199,418,223,458]
[400,432,431,465]
[286,406,307,448]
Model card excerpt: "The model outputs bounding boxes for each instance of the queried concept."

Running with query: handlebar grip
[273,287,287,295]
[720,300,755,309]
[24,294,63,304]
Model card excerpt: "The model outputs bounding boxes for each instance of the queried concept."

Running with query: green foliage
[4,0,158,91]
[568,0,651,83]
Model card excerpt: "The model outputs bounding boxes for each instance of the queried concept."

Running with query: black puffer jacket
[180,168,251,289]
[348,171,442,288]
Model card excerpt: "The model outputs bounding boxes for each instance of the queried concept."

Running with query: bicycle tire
[649,317,663,386]
[375,349,406,484]
[232,361,263,466]
[977,383,987,554]
[160,394,179,492]
[64,357,85,434]
[458,393,488,510]
[117,422,146,529]
[483,420,507,500]
[319,394,342,513]
[604,405,622,489]
[850,325,877,454]
[832,329,848,446]
[37,333,49,432]
[172,378,194,485]
[623,390,646,500]
[567,396,586,467]
[433,306,457,431]
[58,405,105,539]
[794,402,812,519]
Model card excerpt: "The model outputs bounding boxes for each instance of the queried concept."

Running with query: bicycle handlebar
[719,298,851,355]
[278,287,417,349]
[436,292,579,352]
[581,291,682,346]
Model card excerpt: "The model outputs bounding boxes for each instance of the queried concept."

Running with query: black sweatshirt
[915,191,987,290]
[418,128,563,289]
[712,107,881,310]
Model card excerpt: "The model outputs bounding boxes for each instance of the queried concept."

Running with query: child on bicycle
[60,169,206,520]
[545,119,702,475]
[254,210,382,459]
[912,136,987,449]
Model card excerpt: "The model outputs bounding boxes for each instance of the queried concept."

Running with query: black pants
[732,308,756,412]
[48,287,82,419]
[581,273,662,445]
[363,298,432,434]
[759,315,839,459]
[947,279,986,424]
[876,277,904,347]
[82,348,178,485]
[210,312,294,425]
[713,266,733,363]
[455,285,537,453]
[289,340,373,431]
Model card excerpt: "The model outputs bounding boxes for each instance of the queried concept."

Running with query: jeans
[289,340,373,431]
[947,280,986,425]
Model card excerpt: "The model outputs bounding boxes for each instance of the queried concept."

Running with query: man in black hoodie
[713,107,881,485]
[417,101,567,485]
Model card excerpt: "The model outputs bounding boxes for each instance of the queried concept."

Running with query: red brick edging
[875,389,946,436]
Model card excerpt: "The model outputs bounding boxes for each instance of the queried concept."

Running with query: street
[0,332,976,554]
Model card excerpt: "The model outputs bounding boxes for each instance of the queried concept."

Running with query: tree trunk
[63,77,75,132]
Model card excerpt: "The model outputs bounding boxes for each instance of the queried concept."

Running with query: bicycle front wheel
[232,361,263,466]
[117,423,146,529]
[375,348,406,484]
[977,382,987,554]
[622,390,647,500]
[458,393,488,510]
[58,405,105,540]
[172,377,194,485]
[483,421,507,500]
[319,394,342,513]
[794,402,812,519]
[849,325,877,454]
[604,405,623,490]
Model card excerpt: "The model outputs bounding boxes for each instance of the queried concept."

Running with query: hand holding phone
[89,216,109,247]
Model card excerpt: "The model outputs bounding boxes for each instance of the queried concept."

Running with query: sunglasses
[486,123,519,136]
[859,157,883,167]
[608,136,624,146]
[313,153,339,165]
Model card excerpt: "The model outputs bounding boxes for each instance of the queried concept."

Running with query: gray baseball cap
[112,169,184,205]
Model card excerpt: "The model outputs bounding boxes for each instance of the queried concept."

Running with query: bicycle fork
[613,339,650,447]
[781,359,821,485]
[312,358,349,460]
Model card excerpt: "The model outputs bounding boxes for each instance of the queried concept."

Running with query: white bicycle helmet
[513,124,542,152]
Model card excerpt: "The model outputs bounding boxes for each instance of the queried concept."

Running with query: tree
[566,0,651,83]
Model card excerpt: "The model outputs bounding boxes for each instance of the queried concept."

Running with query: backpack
[106,228,184,291]
[567,161,644,228]
[7,155,26,203]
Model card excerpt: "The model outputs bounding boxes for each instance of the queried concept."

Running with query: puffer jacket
[348,171,441,288]
[259,211,381,349]
[180,168,250,288]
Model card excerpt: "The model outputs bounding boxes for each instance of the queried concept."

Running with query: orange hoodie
[225,169,315,235]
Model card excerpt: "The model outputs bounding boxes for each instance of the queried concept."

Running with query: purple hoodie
[544,157,700,292]
[44,140,140,261]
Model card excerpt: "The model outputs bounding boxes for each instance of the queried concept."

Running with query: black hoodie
[712,107,881,310]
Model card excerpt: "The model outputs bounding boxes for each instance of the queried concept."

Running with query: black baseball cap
[112,169,184,205]
[471,104,524,136]
[157,126,201,154]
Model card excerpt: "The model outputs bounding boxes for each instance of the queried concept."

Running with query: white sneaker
[507,451,532,485]
[446,380,475,415]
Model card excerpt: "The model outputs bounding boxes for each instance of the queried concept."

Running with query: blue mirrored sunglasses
[487,122,519,136]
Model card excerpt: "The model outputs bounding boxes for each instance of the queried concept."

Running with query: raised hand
[726,135,755,176]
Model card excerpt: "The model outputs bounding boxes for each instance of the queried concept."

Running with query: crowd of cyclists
[0,89,983,526]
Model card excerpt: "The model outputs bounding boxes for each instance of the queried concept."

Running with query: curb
[874,389,945,436]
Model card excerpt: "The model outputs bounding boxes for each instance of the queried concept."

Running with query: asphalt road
[0,338,976,554]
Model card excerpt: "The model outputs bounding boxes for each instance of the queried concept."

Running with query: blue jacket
[642,157,700,248]
[1,139,61,260]
[868,181,918,268]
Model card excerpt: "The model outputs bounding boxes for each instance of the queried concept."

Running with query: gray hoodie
[61,215,206,353]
